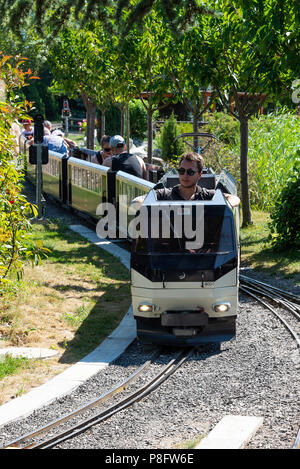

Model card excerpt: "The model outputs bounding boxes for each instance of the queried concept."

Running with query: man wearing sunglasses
[102,135,147,179]
[155,152,240,207]
[91,135,113,165]
[132,152,239,208]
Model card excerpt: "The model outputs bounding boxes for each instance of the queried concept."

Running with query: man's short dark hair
[100,135,111,146]
[179,152,205,172]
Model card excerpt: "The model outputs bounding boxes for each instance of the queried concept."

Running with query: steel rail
[32,348,195,449]
[240,281,300,321]
[240,275,300,306]
[240,286,300,348]
[1,350,160,449]
[293,427,300,449]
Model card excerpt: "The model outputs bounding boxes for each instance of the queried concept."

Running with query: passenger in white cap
[102,135,147,179]
[43,129,68,155]
[43,128,77,154]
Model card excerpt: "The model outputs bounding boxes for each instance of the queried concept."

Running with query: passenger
[46,129,77,151]
[20,119,34,140]
[134,152,240,207]
[44,129,68,155]
[44,120,52,136]
[102,135,147,179]
[91,135,112,165]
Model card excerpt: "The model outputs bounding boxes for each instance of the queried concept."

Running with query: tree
[159,112,185,163]
[162,22,217,150]
[215,0,297,226]
[119,12,178,162]
[48,25,112,149]
[176,0,298,226]
[0,0,216,37]
[0,21,61,120]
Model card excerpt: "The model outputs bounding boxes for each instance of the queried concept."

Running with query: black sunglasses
[103,147,111,152]
[178,167,198,176]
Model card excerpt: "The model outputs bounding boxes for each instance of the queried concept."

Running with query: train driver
[132,152,240,207]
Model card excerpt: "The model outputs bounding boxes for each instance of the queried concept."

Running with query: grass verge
[0,218,130,404]
[240,210,300,282]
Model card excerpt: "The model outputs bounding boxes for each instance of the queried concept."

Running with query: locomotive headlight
[138,303,153,313]
[213,302,231,313]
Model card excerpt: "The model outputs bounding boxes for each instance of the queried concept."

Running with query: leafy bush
[205,112,240,146]
[101,104,121,136]
[157,113,184,163]
[0,53,44,294]
[129,99,159,141]
[268,160,300,250]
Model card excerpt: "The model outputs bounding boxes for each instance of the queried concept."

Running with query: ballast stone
[196,415,264,449]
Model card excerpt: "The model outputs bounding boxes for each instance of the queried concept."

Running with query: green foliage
[205,112,240,146]
[103,104,121,136]
[0,354,31,379]
[0,53,47,295]
[268,160,300,250]
[129,100,159,140]
[157,113,184,163]
[129,100,147,140]
[200,110,300,212]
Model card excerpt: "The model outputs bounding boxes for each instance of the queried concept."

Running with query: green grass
[0,354,32,379]
[240,211,300,283]
[1,218,131,372]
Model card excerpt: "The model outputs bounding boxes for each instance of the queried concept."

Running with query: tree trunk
[193,111,199,152]
[125,103,130,151]
[239,118,252,227]
[120,107,125,136]
[147,107,153,164]
[101,109,105,136]
[82,92,96,150]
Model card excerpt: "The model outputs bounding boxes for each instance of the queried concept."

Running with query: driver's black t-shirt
[155,184,215,201]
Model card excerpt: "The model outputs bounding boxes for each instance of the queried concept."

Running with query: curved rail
[240,276,300,348]
[1,350,159,449]
[240,275,300,449]
[34,347,194,449]
[2,348,195,450]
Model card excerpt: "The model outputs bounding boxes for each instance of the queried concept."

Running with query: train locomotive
[130,169,240,346]
[20,135,239,347]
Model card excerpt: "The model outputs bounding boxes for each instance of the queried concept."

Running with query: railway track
[1,347,196,449]
[1,269,298,449]
[240,275,300,450]
[240,275,300,348]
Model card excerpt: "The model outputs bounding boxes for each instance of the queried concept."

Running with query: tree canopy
[0,0,217,37]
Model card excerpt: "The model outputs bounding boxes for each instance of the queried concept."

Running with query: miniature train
[21,137,239,347]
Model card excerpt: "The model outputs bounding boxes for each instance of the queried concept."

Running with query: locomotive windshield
[133,205,235,255]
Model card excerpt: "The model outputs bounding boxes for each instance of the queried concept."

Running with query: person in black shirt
[91,135,113,165]
[133,152,240,207]
[102,135,147,179]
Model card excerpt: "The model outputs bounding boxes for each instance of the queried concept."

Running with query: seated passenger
[44,120,52,136]
[44,129,68,155]
[20,119,34,140]
[102,135,147,179]
[133,152,240,207]
[91,135,112,165]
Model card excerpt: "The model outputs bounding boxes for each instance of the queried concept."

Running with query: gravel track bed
[0,293,299,449]
[2,183,297,449]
